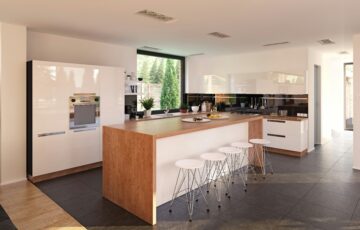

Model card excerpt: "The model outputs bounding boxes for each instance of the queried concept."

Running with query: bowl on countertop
[191,106,199,113]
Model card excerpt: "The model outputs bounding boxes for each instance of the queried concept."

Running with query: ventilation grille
[140,46,162,51]
[136,10,175,23]
[187,53,204,57]
[318,39,335,45]
[208,32,230,39]
[263,41,290,47]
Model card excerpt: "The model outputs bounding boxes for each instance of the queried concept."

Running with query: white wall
[186,47,309,93]
[27,31,136,74]
[0,23,27,185]
[353,34,360,170]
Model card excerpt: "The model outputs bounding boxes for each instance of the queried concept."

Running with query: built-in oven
[69,93,100,130]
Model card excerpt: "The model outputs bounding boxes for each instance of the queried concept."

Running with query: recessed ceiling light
[263,41,290,47]
[136,10,176,23]
[140,46,162,51]
[208,32,231,39]
[318,39,335,45]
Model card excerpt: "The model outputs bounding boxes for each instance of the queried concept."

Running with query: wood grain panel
[0,181,85,230]
[28,162,102,183]
[103,126,156,225]
[248,119,263,167]
[267,147,308,158]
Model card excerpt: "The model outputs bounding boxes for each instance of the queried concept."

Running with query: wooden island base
[103,114,263,225]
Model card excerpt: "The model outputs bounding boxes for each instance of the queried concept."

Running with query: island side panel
[103,126,156,225]
[248,118,264,166]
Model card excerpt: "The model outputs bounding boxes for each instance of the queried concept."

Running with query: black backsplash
[185,94,308,116]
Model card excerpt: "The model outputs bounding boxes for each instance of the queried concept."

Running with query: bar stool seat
[175,159,204,170]
[249,139,271,145]
[231,142,253,149]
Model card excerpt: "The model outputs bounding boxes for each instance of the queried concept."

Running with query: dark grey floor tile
[0,219,17,230]
[286,201,352,230]
[302,185,359,214]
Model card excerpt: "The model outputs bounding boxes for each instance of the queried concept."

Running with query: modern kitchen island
[103,113,263,225]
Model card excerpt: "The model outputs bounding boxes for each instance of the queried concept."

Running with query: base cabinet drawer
[263,118,308,153]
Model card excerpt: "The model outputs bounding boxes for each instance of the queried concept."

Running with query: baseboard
[28,162,102,183]
[0,178,27,186]
[267,147,308,158]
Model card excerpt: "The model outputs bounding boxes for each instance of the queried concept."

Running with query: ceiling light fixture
[136,10,176,23]
[318,39,335,45]
[263,41,290,47]
[208,32,231,39]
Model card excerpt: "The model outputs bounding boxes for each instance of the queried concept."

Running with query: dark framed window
[137,50,185,113]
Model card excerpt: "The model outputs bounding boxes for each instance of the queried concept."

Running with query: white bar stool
[218,146,246,197]
[169,159,209,222]
[231,141,253,189]
[200,152,228,208]
[249,139,274,178]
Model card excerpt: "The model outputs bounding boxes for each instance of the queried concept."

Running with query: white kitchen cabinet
[263,118,308,155]
[29,61,124,178]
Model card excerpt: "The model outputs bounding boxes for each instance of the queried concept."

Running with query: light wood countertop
[106,113,263,138]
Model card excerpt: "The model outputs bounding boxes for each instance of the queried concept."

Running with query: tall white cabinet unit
[27,61,124,180]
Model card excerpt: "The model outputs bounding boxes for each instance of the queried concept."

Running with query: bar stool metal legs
[201,153,228,208]
[250,139,274,179]
[169,159,209,222]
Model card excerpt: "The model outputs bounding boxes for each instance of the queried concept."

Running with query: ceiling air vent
[208,32,230,39]
[136,10,176,23]
[140,46,162,51]
[263,41,290,47]
[318,39,335,45]
[187,53,205,57]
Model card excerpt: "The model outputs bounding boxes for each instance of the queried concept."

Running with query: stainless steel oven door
[69,94,100,130]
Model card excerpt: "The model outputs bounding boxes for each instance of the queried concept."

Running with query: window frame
[137,50,186,114]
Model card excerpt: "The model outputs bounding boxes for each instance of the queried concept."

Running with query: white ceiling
[0,0,359,56]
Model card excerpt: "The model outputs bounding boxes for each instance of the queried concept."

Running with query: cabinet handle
[267,133,286,138]
[267,119,286,123]
[38,131,66,137]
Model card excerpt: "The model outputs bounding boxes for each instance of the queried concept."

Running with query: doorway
[314,65,322,144]
[344,63,354,131]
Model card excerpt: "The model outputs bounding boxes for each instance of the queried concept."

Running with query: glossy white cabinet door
[99,66,124,126]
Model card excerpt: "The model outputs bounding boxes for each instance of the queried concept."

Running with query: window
[137,50,185,112]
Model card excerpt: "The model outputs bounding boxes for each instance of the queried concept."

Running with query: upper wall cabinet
[187,71,306,94]
[229,72,306,94]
